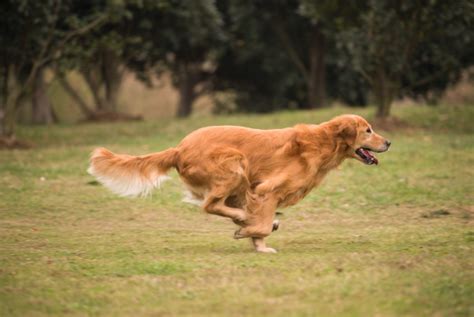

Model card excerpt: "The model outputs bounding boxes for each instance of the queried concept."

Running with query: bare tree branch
[270,17,309,81]
[54,68,93,116]
[21,0,62,92]
[358,67,373,85]
[408,69,450,89]
[13,10,108,115]
[39,14,108,68]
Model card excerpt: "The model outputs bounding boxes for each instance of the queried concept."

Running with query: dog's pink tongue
[362,148,378,165]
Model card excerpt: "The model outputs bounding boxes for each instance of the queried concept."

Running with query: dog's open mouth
[356,148,378,165]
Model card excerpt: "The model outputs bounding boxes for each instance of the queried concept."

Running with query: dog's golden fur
[88,114,389,253]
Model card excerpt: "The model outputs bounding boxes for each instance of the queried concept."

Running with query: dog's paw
[256,247,277,253]
[272,219,280,232]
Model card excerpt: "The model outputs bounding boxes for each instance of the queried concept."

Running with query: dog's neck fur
[274,123,350,208]
[295,123,349,173]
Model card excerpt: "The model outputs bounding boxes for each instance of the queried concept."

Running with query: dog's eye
[366,128,372,133]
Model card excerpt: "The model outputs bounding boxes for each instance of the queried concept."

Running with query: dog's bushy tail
[87,147,178,197]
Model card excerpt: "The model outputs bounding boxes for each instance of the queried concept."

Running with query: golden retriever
[88,114,390,253]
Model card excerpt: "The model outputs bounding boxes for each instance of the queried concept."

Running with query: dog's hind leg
[180,145,250,223]
[203,194,247,223]
[203,151,251,223]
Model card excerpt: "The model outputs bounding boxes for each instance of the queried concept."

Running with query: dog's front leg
[234,194,278,247]
[252,237,277,253]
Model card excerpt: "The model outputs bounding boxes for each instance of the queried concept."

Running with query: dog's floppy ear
[335,118,357,147]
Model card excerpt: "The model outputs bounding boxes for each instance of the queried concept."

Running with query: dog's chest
[276,172,322,207]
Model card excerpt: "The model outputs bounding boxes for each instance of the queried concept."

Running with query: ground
[1,104,473,316]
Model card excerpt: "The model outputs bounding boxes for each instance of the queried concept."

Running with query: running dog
[88,114,390,253]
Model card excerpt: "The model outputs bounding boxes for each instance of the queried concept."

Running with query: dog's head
[331,115,390,165]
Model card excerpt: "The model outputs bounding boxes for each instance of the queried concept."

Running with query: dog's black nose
[385,140,391,148]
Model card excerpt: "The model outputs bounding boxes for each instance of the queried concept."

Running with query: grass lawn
[1,105,473,316]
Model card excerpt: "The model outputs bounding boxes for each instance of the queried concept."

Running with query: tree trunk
[1,84,29,142]
[375,97,391,118]
[81,49,123,113]
[307,25,326,109]
[177,78,195,118]
[82,67,107,111]
[0,91,21,138]
[176,64,198,118]
[101,48,123,112]
[0,63,9,137]
[374,68,394,118]
[32,67,54,124]
[1,65,31,137]
[0,102,9,137]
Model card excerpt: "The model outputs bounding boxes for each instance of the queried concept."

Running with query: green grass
[1,104,473,316]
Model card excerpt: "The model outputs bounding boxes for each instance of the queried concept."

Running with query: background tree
[338,0,474,118]
[214,0,302,112]
[0,0,105,144]
[54,1,132,121]
[215,0,369,113]
[260,0,327,109]
[298,0,368,107]
[217,0,328,110]
[1,0,473,138]
[401,3,474,105]
[124,0,225,118]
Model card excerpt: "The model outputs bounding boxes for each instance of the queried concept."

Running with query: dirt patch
[80,111,143,123]
[0,136,33,149]
[420,207,473,221]
[421,209,451,219]
[371,116,415,132]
